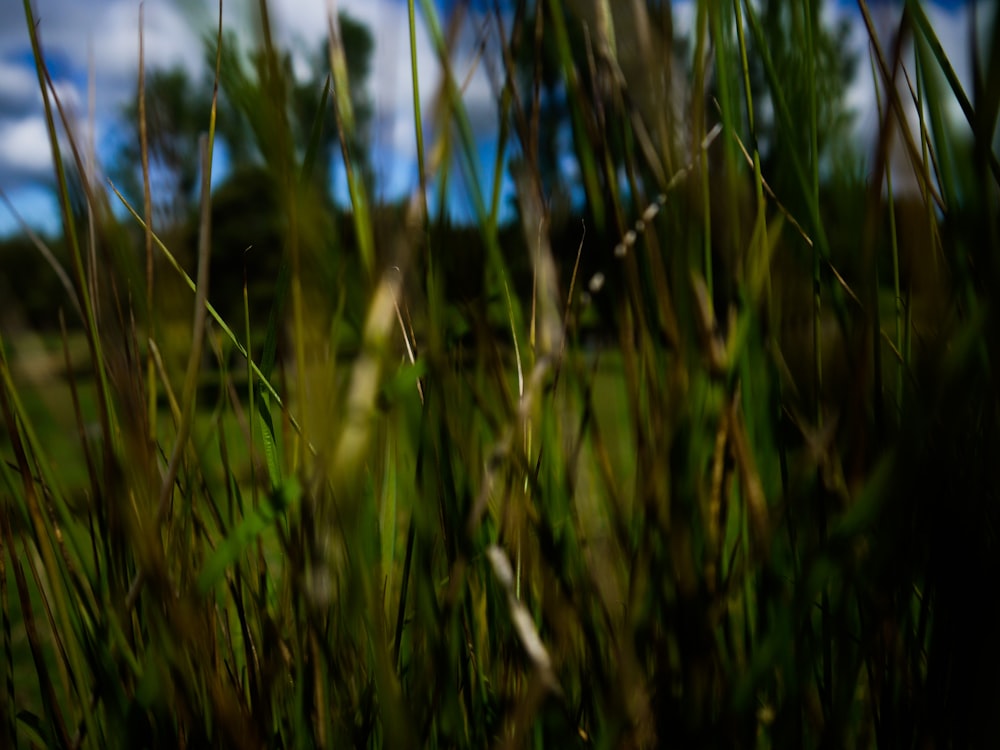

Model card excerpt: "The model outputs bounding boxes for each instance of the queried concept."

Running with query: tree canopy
[113,12,374,229]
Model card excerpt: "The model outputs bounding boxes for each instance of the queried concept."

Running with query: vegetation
[2,0,999,747]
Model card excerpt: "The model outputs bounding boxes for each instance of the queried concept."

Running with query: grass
[2,0,1000,747]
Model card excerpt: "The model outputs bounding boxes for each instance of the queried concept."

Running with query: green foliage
[114,66,216,223]
[3,0,1000,748]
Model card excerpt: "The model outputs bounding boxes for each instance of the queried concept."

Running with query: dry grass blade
[486,544,560,694]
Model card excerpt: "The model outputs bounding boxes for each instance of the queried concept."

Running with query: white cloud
[0,58,41,114]
[0,117,55,176]
[0,0,201,188]
[10,1,201,87]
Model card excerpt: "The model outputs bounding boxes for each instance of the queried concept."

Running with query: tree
[742,0,858,215]
[113,66,215,228]
[108,11,375,338]
[506,2,686,230]
[505,1,857,217]
[211,14,374,196]
[500,0,858,336]
[112,12,375,228]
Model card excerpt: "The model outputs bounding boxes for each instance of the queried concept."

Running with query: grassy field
[2,0,1000,747]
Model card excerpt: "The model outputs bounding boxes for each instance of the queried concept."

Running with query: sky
[0,0,989,238]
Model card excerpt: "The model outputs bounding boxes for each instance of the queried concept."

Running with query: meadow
[2,0,999,747]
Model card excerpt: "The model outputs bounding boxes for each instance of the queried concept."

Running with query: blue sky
[0,0,987,237]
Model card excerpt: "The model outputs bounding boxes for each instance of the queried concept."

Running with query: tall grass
[2,0,999,747]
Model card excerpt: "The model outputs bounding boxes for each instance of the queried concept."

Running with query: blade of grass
[328,9,375,279]
[6,535,70,750]
[0,503,16,750]
[108,186,303,432]
[906,0,1000,187]
[196,479,302,596]
[138,4,159,448]
[856,0,945,210]
[21,0,120,516]
[126,127,216,610]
